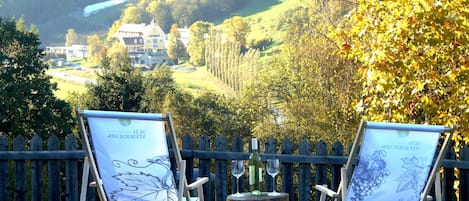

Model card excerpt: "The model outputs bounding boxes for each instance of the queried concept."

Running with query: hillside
[4,0,305,99]
[0,0,304,46]
[0,0,112,45]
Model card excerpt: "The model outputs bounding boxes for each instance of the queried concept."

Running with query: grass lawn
[51,78,87,99]
[51,66,236,100]
[172,68,236,98]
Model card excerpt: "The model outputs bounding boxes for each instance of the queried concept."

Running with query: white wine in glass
[267,159,280,196]
[231,160,245,197]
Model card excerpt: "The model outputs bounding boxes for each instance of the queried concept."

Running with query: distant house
[113,21,171,67]
[114,21,166,52]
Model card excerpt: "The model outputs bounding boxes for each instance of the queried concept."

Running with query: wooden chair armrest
[314,184,339,197]
[187,177,209,190]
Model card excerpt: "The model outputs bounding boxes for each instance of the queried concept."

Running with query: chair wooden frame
[77,109,208,201]
[315,119,454,201]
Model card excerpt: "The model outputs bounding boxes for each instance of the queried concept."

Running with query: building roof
[115,22,165,38]
[122,37,144,45]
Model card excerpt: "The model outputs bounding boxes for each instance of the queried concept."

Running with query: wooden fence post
[13,135,26,201]
[315,140,328,201]
[65,135,78,201]
[281,139,294,201]
[30,135,43,201]
[0,135,9,201]
[182,134,195,183]
[298,139,311,201]
[215,136,228,201]
[460,145,469,201]
[331,141,344,191]
[264,138,278,192]
[231,135,244,194]
[443,146,456,201]
[199,135,211,201]
[48,135,61,201]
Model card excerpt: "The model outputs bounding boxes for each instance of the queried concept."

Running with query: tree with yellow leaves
[338,0,469,143]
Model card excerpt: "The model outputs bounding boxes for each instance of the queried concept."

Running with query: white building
[113,21,166,52]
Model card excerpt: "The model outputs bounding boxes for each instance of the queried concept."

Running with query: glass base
[232,192,244,197]
[268,191,282,196]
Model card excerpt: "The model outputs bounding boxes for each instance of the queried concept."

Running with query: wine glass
[267,159,280,196]
[231,160,245,197]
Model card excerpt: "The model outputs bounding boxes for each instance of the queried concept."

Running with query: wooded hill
[0,0,285,46]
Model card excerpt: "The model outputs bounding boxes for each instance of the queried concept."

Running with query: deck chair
[77,109,209,201]
[315,120,454,201]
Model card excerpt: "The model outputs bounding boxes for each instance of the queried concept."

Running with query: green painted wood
[314,140,328,201]
[0,135,467,201]
[47,135,61,201]
[231,135,245,194]
[0,135,9,201]
[331,141,344,191]
[30,135,43,201]
[443,146,456,201]
[65,135,78,201]
[13,135,26,201]
[199,135,211,201]
[264,138,277,192]
[281,139,294,201]
[298,139,311,201]
[215,136,228,201]
[461,146,469,201]
[182,133,195,183]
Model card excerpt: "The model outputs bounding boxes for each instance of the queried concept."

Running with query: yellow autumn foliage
[338,0,469,145]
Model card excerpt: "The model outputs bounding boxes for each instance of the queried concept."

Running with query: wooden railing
[0,134,468,201]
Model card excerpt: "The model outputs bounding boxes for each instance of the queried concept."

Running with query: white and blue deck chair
[315,120,454,201]
[77,109,208,201]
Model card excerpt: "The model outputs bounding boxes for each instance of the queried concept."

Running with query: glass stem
[272,176,276,192]
[236,178,240,193]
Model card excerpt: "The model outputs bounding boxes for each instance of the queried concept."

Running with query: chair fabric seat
[77,109,209,201]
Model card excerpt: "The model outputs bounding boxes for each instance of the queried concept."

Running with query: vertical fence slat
[315,140,328,201]
[231,135,244,194]
[199,135,211,201]
[298,139,311,201]
[182,134,194,183]
[331,141,344,191]
[30,135,43,201]
[13,135,26,201]
[281,139,294,201]
[65,135,78,201]
[443,146,456,201]
[460,145,469,201]
[264,138,278,192]
[0,136,9,201]
[215,136,228,201]
[48,135,61,201]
